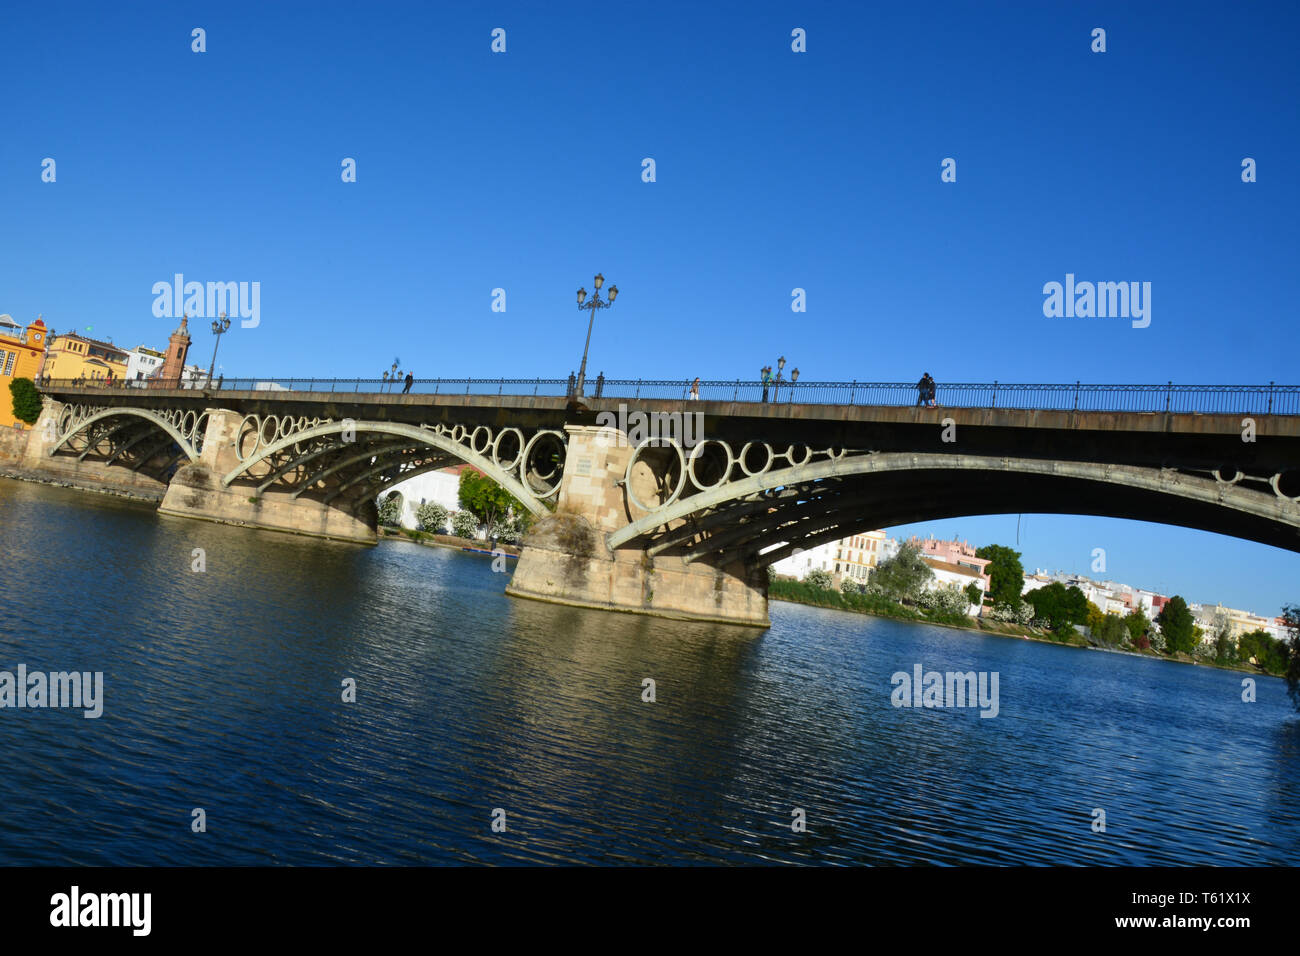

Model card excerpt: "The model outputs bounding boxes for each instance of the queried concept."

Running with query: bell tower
[159,314,191,385]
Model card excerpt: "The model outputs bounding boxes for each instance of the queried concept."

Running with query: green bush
[8,377,41,425]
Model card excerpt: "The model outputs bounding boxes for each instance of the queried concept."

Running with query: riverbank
[769,577,1068,644]
[768,577,1274,675]
[377,524,521,557]
[0,468,165,503]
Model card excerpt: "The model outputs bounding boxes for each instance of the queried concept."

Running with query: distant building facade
[43,331,128,382]
[383,464,475,531]
[126,346,166,385]
[768,530,887,582]
[0,314,49,429]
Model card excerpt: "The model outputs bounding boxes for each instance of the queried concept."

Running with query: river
[1,479,1297,865]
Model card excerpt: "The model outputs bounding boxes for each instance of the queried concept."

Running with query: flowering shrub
[992,601,1035,625]
[416,502,449,533]
[806,569,833,590]
[377,494,403,527]
[919,585,970,616]
[451,510,479,539]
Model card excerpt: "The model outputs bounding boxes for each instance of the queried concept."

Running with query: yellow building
[834,529,887,582]
[43,331,129,383]
[0,314,50,429]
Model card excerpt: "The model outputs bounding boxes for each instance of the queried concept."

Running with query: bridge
[22,376,1300,626]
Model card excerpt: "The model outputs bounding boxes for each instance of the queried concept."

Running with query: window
[2,350,14,375]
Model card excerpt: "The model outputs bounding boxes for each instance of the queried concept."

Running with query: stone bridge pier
[22,396,178,496]
[158,408,377,543]
[506,425,771,627]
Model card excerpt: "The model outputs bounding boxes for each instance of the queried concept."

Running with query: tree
[1085,601,1106,633]
[415,502,449,533]
[1157,596,1196,655]
[1282,605,1300,711]
[451,510,479,539]
[376,493,403,527]
[1023,582,1089,632]
[1094,613,1129,647]
[458,469,523,539]
[872,543,934,602]
[1206,610,1237,665]
[8,377,41,425]
[1238,628,1286,674]
[840,577,862,595]
[806,569,833,590]
[975,544,1024,607]
[964,582,983,608]
[1125,607,1151,645]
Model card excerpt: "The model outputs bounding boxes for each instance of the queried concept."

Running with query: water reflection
[0,480,1297,865]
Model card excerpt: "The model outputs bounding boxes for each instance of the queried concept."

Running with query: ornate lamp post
[772,355,786,401]
[790,367,799,401]
[574,273,618,398]
[207,313,231,388]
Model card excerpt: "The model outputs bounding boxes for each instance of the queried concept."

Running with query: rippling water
[1,479,1297,865]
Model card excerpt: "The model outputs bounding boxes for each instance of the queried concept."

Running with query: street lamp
[574,273,618,398]
[773,356,787,401]
[207,313,231,389]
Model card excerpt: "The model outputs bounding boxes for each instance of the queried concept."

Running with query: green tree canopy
[975,544,1024,606]
[872,543,934,602]
[8,377,41,425]
[1282,605,1300,711]
[1125,607,1151,644]
[1094,613,1129,647]
[1157,596,1196,654]
[1237,628,1286,674]
[458,469,524,537]
[1023,582,1089,631]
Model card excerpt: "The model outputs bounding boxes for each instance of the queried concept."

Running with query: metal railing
[34,377,1299,415]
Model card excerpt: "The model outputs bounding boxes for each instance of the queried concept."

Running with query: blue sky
[3,1,1298,615]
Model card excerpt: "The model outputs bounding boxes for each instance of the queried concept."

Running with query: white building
[767,530,887,582]
[125,346,165,385]
[767,539,840,579]
[381,465,467,531]
[922,558,987,615]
